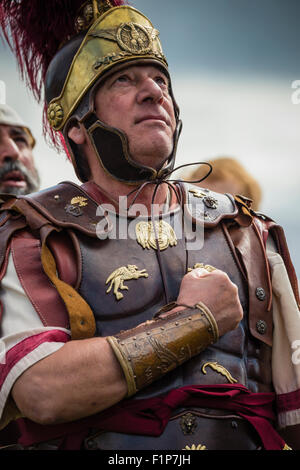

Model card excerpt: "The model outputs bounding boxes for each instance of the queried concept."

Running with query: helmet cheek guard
[66,114,183,184]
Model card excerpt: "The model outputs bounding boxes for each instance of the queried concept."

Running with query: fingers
[177,265,243,336]
[190,266,228,281]
[191,267,212,279]
[189,264,217,278]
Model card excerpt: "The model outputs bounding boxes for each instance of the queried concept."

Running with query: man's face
[94,65,177,169]
[0,124,40,195]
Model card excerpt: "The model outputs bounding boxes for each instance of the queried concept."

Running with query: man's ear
[67,122,86,145]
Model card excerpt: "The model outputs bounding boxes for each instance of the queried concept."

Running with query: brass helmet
[0,0,182,183]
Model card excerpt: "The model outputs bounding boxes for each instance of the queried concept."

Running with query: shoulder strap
[226,202,300,347]
[0,211,27,281]
[11,230,70,329]
[224,217,273,347]
[254,214,300,309]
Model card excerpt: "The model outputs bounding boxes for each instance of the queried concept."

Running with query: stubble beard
[128,133,174,170]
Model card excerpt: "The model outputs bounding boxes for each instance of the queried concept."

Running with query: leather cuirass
[0,181,275,450]
[72,184,273,450]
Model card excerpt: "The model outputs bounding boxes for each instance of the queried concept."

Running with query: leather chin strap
[79,112,183,185]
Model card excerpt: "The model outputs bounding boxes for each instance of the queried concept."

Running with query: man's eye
[14,137,28,147]
[115,75,130,83]
[155,76,167,86]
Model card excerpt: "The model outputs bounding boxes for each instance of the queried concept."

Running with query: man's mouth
[135,115,169,125]
[1,170,27,188]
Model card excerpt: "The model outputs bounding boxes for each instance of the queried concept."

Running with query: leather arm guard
[107,302,219,397]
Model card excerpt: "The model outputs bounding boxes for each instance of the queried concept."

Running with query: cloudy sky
[0,0,299,273]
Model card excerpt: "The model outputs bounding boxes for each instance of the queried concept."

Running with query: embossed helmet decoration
[0,0,182,184]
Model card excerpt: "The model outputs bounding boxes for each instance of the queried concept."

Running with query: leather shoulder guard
[181,182,239,227]
[0,181,110,266]
[0,183,89,274]
[20,181,109,237]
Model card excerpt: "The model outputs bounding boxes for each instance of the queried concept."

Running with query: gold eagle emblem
[106,265,148,300]
[201,361,238,384]
[135,220,177,251]
[70,196,88,207]
[183,444,207,450]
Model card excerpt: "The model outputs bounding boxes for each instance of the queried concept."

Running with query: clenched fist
[176,267,243,337]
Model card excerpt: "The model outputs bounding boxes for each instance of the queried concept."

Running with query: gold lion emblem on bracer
[106,265,149,300]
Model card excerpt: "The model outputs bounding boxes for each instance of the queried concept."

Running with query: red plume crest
[0,0,126,150]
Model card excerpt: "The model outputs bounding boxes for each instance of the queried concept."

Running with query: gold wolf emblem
[106,265,149,300]
[135,220,177,251]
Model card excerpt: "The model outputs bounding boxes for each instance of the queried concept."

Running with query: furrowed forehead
[100,62,170,86]
[0,124,25,134]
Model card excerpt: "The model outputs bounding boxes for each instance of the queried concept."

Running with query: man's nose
[137,77,164,105]
[0,137,20,165]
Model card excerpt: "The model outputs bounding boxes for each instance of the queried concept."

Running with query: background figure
[0,102,40,195]
[184,157,262,211]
